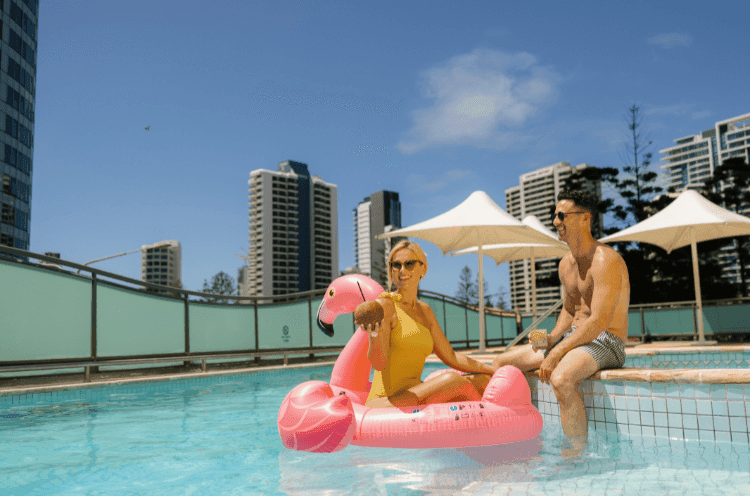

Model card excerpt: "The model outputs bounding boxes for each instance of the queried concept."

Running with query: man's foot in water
[560,435,587,458]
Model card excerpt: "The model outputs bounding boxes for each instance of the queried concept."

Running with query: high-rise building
[505,162,603,315]
[247,161,338,297]
[661,112,750,192]
[353,190,403,287]
[660,112,750,292]
[141,240,182,289]
[0,0,38,253]
[237,265,248,297]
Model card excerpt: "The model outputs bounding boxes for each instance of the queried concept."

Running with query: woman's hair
[386,239,428,291]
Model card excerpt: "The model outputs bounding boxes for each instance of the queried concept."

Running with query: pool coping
[3,342,750,396]
[0,360,337,396]
[430,356,750,385]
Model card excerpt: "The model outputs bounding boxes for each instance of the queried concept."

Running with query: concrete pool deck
[2,340,750,396]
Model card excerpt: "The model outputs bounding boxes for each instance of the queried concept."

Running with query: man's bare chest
[563,266,593,301]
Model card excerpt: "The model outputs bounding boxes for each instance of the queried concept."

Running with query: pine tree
[496,285,508,310]
[614,104,663,225]
[609,104,666,303]
[202,271,237,303]
[455,266,478,304]
[477,275,493,308]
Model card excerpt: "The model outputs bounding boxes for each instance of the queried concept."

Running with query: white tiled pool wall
[625,350,750,369]
[529,377,750,443]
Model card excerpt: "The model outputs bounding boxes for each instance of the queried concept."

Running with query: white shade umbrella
[378,191,557,352]
[599,189,750,342]
[451,215,569,325]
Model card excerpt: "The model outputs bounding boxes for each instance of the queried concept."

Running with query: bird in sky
[145,126,150,131]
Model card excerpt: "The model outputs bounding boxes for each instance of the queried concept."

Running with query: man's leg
[492,343,545,372]
[549,348,599,442]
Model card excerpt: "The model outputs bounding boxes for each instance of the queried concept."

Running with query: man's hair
[557,189,597,216]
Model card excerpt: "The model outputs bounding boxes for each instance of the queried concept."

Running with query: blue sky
[32,0,749,303]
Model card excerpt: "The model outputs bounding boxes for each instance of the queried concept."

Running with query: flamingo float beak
[317,299,336,337]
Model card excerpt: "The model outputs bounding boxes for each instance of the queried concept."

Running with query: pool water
[2,364,750,495]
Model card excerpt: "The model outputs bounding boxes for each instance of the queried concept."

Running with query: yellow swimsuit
[366,293,434,403]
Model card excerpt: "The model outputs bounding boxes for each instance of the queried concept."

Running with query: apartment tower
[247,161,338,297]
[0,0,38,253]
[661,112,750,191]
[505,162,603,315]
[141,240,182,289]
[660,112,750,292]
[353,190,403,287]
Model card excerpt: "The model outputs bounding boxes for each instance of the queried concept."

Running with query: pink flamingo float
[277,274,543,453]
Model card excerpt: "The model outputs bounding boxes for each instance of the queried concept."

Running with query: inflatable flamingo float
[277,274,543,453]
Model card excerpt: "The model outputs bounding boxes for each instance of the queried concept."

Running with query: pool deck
[2,341,750,396]
[465,342,750,385]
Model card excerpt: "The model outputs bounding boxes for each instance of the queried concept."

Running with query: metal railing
[3,244,750,381]
[0,246,342,376]
[0,246,522,379]
[504,298,564,352]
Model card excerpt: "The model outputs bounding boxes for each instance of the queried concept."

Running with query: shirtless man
[492,189,630,449]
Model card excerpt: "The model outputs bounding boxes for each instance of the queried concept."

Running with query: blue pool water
[2,364,750,495]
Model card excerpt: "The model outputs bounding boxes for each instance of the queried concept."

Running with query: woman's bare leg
[366,371,488,408]
[465,373,492,396]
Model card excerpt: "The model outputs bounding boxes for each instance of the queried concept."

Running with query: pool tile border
[0,361,336,407]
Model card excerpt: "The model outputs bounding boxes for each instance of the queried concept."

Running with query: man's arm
[545,307,574,348]
[542,257,575,348]
[551,250,624,357]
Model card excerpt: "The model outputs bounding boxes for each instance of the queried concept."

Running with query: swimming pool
[2,363,750,495]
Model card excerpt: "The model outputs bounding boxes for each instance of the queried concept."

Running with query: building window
[8,26,34,67]
[1,203,14,224]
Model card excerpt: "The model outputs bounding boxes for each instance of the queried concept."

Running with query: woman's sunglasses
[390,260,423,270]
[551,211,587,223]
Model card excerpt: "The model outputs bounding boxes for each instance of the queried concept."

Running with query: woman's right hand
[363,321,383,339]
[354,301,384,328]
[357,300,390,370]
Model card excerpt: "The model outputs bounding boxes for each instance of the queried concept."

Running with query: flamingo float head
[316,274,385,336]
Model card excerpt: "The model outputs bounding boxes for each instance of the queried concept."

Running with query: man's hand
[531,333,560,353]
[538,348,562,384]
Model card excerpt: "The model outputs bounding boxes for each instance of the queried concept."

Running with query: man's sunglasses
[390,260,423,270]
[552,211,587,223]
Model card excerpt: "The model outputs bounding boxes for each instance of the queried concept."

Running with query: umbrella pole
[690,228,706,343]
[530,247,536,330]
[478,240,485,353]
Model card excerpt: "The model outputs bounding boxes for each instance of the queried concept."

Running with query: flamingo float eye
[328,288,335,298]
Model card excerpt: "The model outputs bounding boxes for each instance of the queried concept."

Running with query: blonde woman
[356,240,498,408]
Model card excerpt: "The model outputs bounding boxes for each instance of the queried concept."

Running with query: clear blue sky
[32,0,749,302]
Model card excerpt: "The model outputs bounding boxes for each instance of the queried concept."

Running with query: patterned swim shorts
[544,326,626,370]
